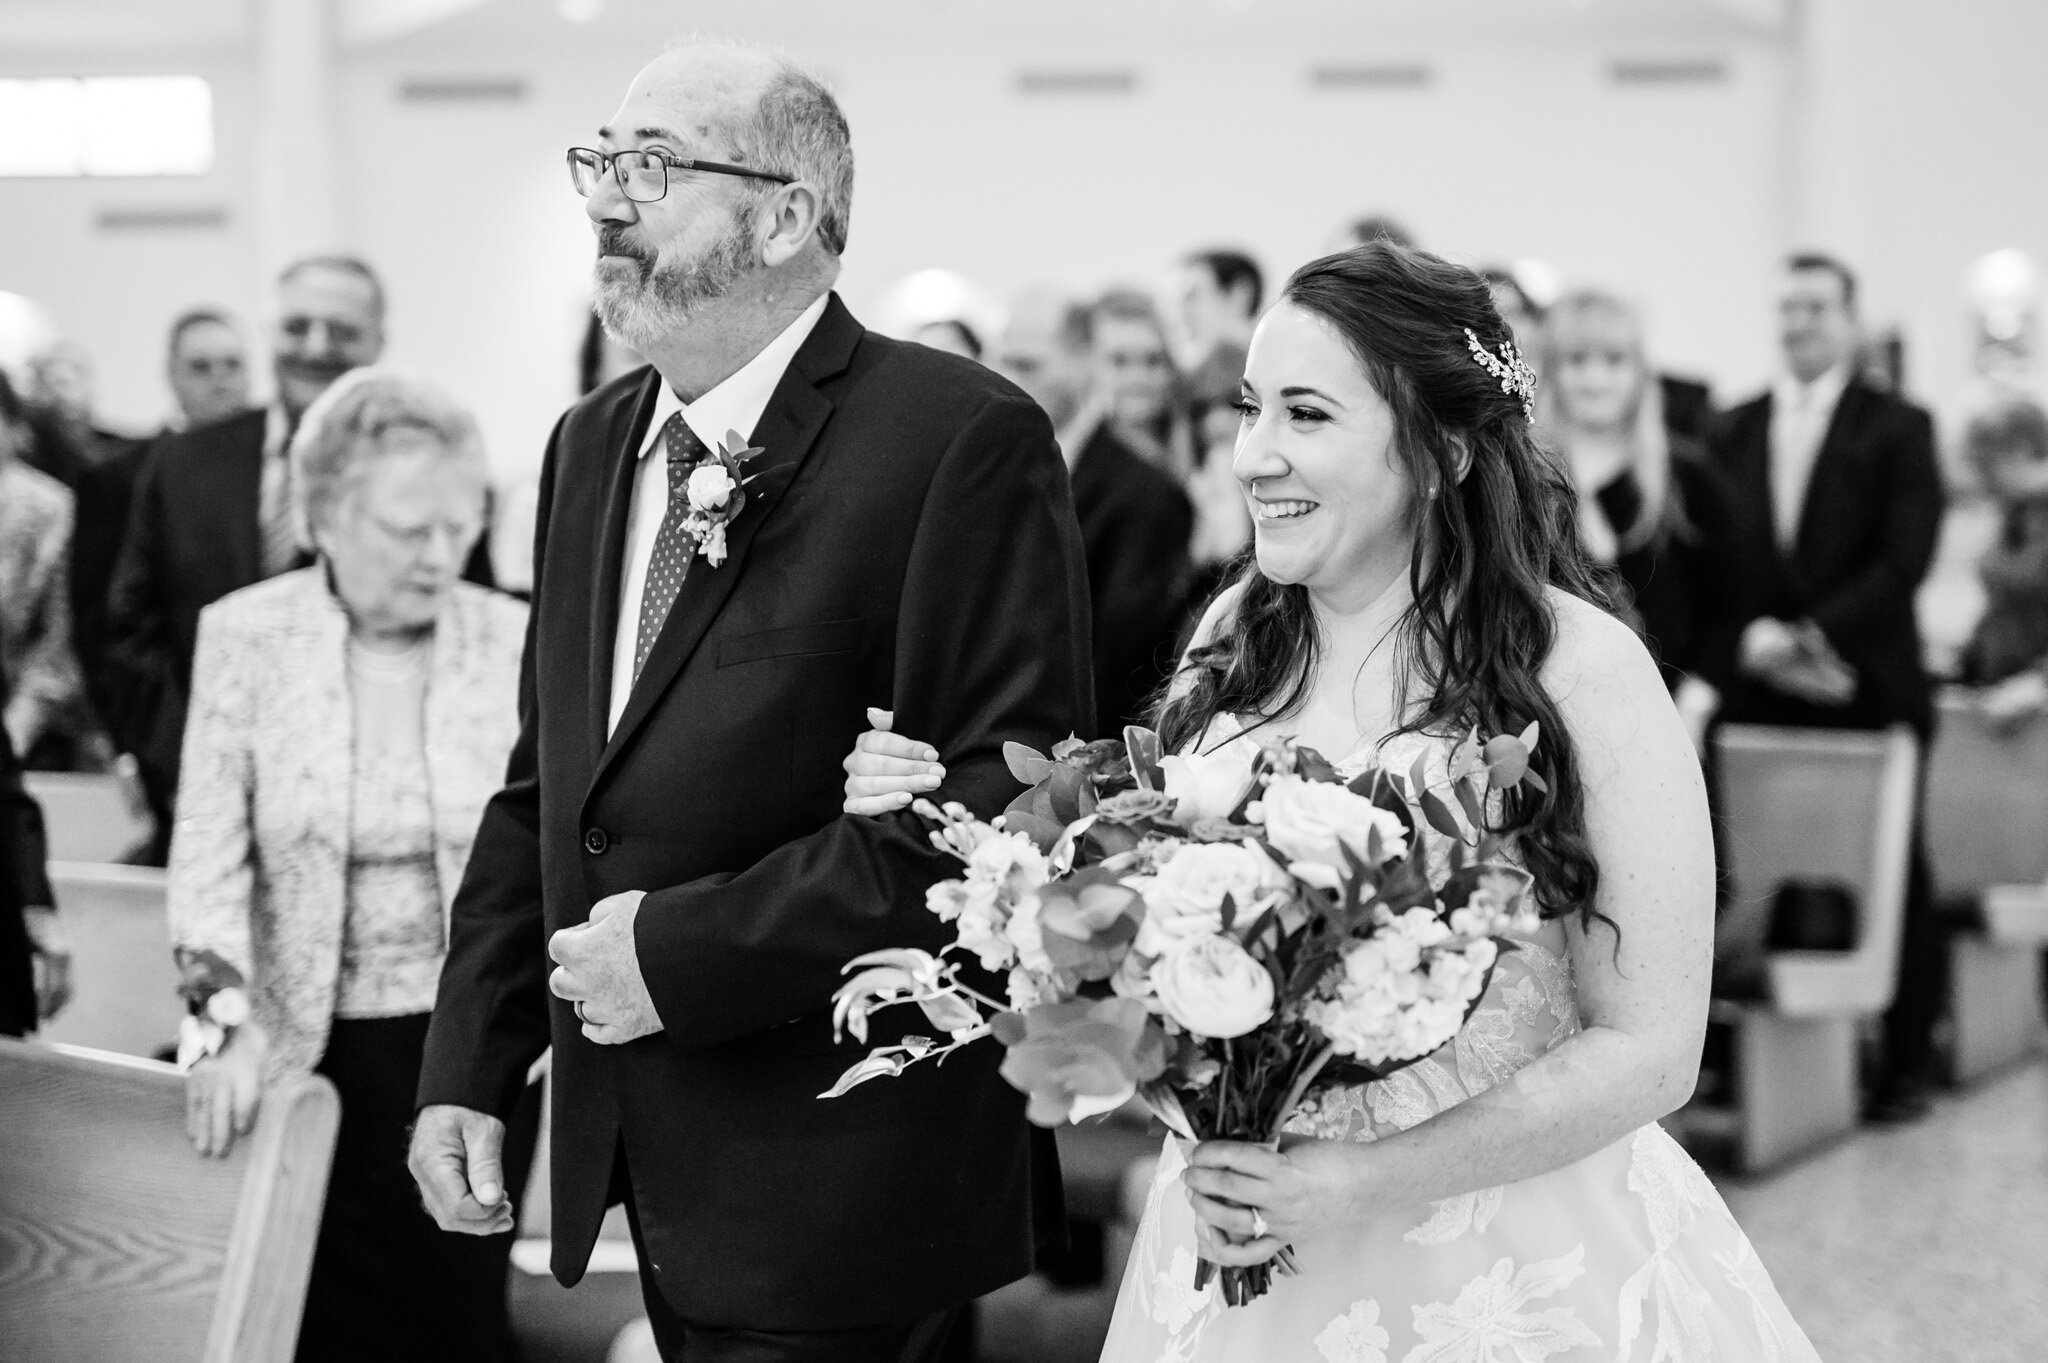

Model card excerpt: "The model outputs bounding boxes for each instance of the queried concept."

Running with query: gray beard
[594,217,757,353]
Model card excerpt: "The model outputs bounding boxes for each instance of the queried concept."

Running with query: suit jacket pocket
[717,617,863,667]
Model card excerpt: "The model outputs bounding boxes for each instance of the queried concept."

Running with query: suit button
[583,827,610,855]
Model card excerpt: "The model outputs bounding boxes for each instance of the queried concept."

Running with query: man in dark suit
[1702,251,1946,1121]
[0,668,64,1039]
[409,43,1088,1362]
[999,291,1193,737]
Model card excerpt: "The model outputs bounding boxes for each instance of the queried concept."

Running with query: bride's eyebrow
[1279,385,1342,406]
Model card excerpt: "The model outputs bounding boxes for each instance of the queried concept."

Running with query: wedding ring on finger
[1251,1209,1269,1240]
[573,1001,590,1025]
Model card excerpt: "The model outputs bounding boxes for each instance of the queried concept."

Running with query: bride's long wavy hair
[1154,242,1616,925]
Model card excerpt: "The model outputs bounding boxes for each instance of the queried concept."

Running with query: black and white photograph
[1,1,2045,1360]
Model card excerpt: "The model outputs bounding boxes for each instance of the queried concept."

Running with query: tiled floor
[1720,1061,2048,1363]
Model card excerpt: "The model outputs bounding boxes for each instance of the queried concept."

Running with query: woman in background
[1540,289,1733,750]
[1093,289,1199,478]
[170,369,536,1363]
[0,371,90,769]
[1957,398,2048,727]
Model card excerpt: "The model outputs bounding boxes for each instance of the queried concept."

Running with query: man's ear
[759,182,824,268]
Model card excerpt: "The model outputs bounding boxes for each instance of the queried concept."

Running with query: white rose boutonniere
[679,429,769,568]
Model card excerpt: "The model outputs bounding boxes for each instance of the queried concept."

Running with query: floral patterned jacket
[167,567,526,1082]
[0,461,85,757]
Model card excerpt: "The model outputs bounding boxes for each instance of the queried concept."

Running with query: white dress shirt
[1767,363,1850,551]
[606,293,830,735]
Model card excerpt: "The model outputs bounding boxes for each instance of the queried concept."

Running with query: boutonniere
[680,429,769,568]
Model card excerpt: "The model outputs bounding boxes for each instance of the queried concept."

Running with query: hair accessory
[1464,327,1538,421]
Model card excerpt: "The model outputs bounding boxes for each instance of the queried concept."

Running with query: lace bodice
[1195,718,1583,1145]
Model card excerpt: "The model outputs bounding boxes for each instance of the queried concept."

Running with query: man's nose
[586,167,639,226]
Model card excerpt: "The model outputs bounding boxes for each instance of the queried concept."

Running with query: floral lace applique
[1404,1247,1603,1362]
[1405,1184,1506,1247]
[1315,1299,1393,1362]
[1612,1126,1722,1361]
[1715,1237,1803,1363]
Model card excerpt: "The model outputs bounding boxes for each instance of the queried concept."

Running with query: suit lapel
[587,370,664,756]
[1791,382,1873,567]
[589,295,861,792]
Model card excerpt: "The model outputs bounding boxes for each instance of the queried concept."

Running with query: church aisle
[1720,1062,2048,1362]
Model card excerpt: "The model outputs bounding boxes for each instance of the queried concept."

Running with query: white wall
[6,0,2032,479]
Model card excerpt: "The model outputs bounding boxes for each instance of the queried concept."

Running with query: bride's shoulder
[1538,586,1665,710]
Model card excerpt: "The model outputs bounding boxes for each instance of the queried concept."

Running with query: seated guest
[1539,289,1735,749]
[0,665,67,1038]
[164,307,253,432]
[1956,398,2048,725]
[999,291,1193,736]
[171,370,535,1362]
[0,372,90,768]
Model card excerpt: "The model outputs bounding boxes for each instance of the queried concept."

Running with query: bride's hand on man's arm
[842,707,945,815]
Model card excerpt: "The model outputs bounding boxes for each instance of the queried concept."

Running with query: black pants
[295,1013,541,1363]
[616,1157,963,1363]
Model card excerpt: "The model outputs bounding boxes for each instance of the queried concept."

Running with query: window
[0,76,214,177]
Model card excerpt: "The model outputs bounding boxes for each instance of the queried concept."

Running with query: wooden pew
[35,862,183,1060]
[1924,690,2048,1083]
[22,769,154,865]
[0,1038,338,1362]
[1709,725,1919,1172]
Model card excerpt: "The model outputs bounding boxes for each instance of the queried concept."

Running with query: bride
[843,241,1819,1362]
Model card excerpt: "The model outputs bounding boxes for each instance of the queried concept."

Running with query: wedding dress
[1098,723,1822,1363]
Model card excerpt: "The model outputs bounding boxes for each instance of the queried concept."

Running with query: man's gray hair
[689,42,853,257]
[292,366,487,535]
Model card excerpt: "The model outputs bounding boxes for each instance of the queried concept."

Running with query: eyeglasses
[566,147,794,204]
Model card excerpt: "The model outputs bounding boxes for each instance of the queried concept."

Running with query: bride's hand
[1183,1138,1372,1265]
[842,707,945,815]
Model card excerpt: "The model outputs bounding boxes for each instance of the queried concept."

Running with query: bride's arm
[1185,595,1715,1261]
[843,580,1248,814]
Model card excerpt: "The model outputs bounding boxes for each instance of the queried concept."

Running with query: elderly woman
[170,369,533,1363]
[1958,398,2048,727]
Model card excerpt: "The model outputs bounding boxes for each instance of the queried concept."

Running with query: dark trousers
[296,1013,541,1363]
[1881,828,1947,1088]
[615,1154,963,1363]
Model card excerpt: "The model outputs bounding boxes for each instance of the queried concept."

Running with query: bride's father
[410,40,1089,1362]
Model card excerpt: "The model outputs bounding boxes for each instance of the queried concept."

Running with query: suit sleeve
[102,447,175,760]
[1805,406,1945,656]
[633,391,1093,1051]
[416,421,564,1119]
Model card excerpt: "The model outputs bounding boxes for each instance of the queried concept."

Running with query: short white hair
[291,366,487,536]
[672,37,854,257]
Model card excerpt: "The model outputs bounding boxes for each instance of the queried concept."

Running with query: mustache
[597,224,655,265]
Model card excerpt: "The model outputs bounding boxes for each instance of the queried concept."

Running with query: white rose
[1258,776,1409,882]
[1136,841,1288,956]
[1161,745,1257,823]
[686,463,737,511]
[1150,934,1275,1039]
[206,986,251,1028]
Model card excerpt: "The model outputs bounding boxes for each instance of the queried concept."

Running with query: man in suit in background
[1176,248,1262,410]
[411,41,1088,1362]
[1703,251,1946,1122]
[163,308,253,433]
[999,291,1192,737]
[0,668,65,1039]
[102,255,386,858]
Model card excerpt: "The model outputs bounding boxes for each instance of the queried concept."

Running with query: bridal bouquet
[823,722,1544,1305]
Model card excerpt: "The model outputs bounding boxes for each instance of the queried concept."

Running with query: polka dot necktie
[632,412,710,685]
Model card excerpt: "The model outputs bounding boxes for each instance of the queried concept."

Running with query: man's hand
[548,890,661,1045]
[409,1104,517,1236]
[21,906,72,1023]
[1738,617,1802,678]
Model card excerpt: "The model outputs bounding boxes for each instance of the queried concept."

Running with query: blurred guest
[1540,290,1734,749]
[171,369,535,1362]
[913,317,983,361]
[1956,399,2048,725]
[1093,289,1195,475]
[1329,213,1417,252]
[0,372,90,768]
[0,665,66,1038]
[108,256,493,859]
[165,308,253,431]
[1182,354,1253,610]
[578,306,647,396]
[1703,252,1945,1121]
[1482,265,1544,357]
[1176,249,1262,407]
[999,291,1192,736]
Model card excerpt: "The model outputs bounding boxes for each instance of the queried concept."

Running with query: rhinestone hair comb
[1464,327,1538,421]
